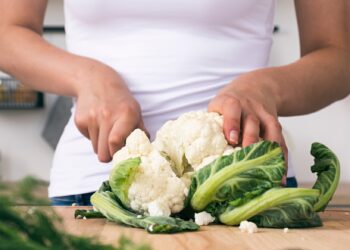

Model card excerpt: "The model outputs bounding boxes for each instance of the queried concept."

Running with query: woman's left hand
[208,73,288,176]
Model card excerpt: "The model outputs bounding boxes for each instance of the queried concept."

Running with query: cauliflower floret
[154,111,228,175]
[239,221,258,233]
[127,150,188,216]
[194,211,216,226]
[180,172,194,193]
[194,145,242,171]
[113,129,152,164]
[194,155,219,171]
[147,200,171,217]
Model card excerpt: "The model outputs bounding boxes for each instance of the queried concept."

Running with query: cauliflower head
[110,111,237,217]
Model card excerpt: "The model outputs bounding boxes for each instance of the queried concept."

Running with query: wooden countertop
[55,207,350,250]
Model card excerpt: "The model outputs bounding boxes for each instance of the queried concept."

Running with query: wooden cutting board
[55,207,350,250]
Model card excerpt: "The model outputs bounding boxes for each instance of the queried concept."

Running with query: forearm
[0,25,117,96]
[241,46,350,116]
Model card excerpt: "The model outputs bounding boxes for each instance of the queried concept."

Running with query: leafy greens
[188,141,285,212]
[189,141,339,228]
[310,142,341,212]
[0,177,149,250]
[83,140,340,233]
[90,181,199,233]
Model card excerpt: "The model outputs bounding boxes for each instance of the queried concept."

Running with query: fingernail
[229,130,239,144]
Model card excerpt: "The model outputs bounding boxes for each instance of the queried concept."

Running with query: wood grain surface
[54,207,350,250]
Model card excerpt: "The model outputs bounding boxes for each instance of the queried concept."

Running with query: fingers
[258,111,287,157]
[75,104,145,163]
[88,122,99,154]
[97,115,113,162]
[74,113,90,139]
[108,113,139,158]
[209,96,242,145]
[242,114,260,147]
[258,112,283,145]
[83,109,99,154]
[106,115,150,158]
[222,99,242,145]
[210,96,260,146]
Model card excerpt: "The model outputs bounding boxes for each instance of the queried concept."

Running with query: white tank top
[49,0,283,197]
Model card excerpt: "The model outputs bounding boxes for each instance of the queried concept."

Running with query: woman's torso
[49,0,276,197]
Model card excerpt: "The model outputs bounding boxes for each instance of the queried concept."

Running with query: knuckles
[244,114,260,125]
[118,102,139,117]
[75,102,140,129]
[266,117,282,132]
[223,96,241,108]
[74,113,89,129]
[108,134,121,147]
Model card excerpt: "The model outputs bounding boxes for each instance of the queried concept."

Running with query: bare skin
[209,0,350,177]
[0,0,147,163]
[0,0,349,170]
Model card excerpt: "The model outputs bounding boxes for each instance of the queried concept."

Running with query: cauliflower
[111,111,239,217]
[113,128,152,163]
[112,129,187,216]
[195,145,242,171]
[128,150,187,216]
[239,221,258,233]
[154,111,228,175]
[194,211,216,226]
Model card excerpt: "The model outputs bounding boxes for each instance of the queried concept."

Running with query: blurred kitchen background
[0,0,349,188]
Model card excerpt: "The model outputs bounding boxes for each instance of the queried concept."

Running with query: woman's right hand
[74,62,146,162]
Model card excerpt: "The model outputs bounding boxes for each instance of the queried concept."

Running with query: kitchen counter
[55,207,350,250]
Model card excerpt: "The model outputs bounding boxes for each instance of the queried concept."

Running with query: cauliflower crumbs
[239,221,258,234]
[194,211,215,226]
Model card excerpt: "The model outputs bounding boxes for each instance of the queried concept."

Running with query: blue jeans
[50,177,298,206]
[50,192,95,206]
[286,177,298,188]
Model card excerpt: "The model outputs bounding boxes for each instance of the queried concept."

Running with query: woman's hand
[74,63,147,163]
[208,73,288,177]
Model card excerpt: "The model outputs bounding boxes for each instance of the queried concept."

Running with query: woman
[0,1,348,205]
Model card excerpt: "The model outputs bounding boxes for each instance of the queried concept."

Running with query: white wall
[270,0,350,183]
[0,0,349,183]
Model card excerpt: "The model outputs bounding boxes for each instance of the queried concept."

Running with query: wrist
[72,58,128,97]
[232,70,283,114]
